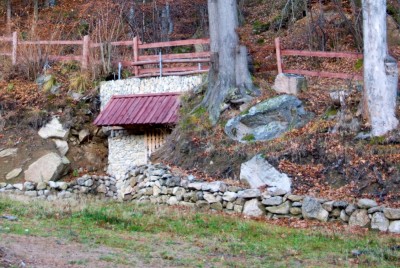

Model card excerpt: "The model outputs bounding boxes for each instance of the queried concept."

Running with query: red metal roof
[94,92,181,127]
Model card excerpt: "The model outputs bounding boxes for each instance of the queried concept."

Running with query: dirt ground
[0,234,152,268]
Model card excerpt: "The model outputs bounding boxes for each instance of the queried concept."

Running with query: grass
[0,196,400,267]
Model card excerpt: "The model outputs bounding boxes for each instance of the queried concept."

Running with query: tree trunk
[34,0,39,22]
[6,0,11,33]
[363,0,398,136]
[203,0,259,124]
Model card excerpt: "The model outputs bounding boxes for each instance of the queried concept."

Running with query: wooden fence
[275,37,364,80]
[0,32,210,77]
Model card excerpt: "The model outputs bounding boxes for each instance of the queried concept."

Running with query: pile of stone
[0,174,117,201]
[2,163,400,234]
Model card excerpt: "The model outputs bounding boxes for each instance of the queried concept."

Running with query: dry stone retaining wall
[1,163,400,234]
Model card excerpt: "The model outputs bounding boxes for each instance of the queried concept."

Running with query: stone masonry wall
[100,75,204,110]
[107,131,146,179]
[1,163,400,234]
[100,75,204,180]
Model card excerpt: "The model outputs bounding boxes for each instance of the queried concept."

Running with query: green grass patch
[0,197,400,267]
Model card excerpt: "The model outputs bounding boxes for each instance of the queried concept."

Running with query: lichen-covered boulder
[24,153,69,183]
[224,95,313,143]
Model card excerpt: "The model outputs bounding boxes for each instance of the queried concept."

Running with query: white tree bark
[363,0,398,136]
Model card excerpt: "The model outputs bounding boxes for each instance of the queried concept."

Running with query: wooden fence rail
[275,37,400,81]
[0,32,210,77]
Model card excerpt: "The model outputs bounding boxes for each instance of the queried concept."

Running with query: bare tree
[363,0,398,136]
[202,0,259,124]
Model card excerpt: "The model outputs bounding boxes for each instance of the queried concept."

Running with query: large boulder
[225,95,313,143]
[302,196,329,222]
[240,154,291,193]
[38,117,69,140]
[24,152,69,183]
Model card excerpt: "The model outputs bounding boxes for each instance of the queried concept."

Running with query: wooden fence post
[275,37,283,74]
[11,31,17,65]
[82,35,90,70]
[133,36,139,76]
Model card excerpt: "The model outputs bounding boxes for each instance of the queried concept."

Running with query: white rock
[302,196,329,222]
[240,154,291,193]
[371,212,390,232]
[273,73,307,95]
[38,117,69,140]
[6,168,22,180]
[222,192,238,202]
[389,221,400,234]
[0,148,18,158]
[237,189,261,199]
[357,199,378,209]
[13,183,24,191]
[349,209,370,228]
[24,153,68,183]
[203,192,218,203]
[52,139,69,156]
[243,199,265,217]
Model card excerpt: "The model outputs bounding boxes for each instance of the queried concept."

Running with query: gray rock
[331,208,341,217]
[13,184,24,191]
[202,181,227,192]
[56,182,68,190]
[222,191,237,202]
[23,182,35,191]
[389,221,400,234]
[234,205,243,213]
[273,73,307,95]
[287,195,303,202]
[262,196,283,206]
[24,153,68,183]
[345,204,357,215]
[78,129,90,143]
[243,199,266,217]
[290,207,302,215]
[322,201,334,212]
[227,186,242,192]
[6,168,22,180]
[0,148,18,158]
[240,154,291,193]
[203,192,218,203]
[97,184,107,193]
[349,209,370,228]
[166,177,181,187]
[167,196,179,205]
[237,189,261,199]
[302,196,329,222]
[196,200,210,210]
[368,206,384,214]
[84,179,94,187]
[357,199,378,209]
[210,202,223,211]
[38,117,69,140]
[52,139,69,156]
[225,95,313,143]
[383,208,400,220]
[0,183,7,188]
[188,182,204,190]
[292,202,302,207]
[226,202,234,210]
[36,182,47,190]
[340,210,349,222]
[76,177,86,186]
[266,201,290,215]
[153,185,161,196]
[371,212,390,232]
[333,201,348,208]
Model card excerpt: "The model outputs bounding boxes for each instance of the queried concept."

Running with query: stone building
[94,75,203,179]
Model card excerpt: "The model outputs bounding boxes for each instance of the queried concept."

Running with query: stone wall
[100,75,204,110]
[107,131,146,179]
[100,75,204,179]
[2,163,400,234]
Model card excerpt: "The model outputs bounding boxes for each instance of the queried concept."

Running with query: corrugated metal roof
[94,92,181,127]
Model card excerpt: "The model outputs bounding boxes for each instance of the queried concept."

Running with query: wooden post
[133,36,139,76]
[11,31,17,65]
[82,35,90,70]
[275,37,283,74]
